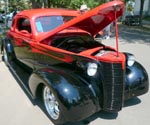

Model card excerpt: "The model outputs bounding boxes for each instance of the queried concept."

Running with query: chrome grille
[101,62,125,112]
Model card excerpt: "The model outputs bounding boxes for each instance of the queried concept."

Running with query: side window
[17,18,32,33]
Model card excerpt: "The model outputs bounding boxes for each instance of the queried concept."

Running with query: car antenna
[114,4,120,57]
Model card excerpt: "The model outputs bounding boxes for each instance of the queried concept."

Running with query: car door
[12,17,34,69]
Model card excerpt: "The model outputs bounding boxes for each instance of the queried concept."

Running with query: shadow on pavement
[63,97,141,125]
[64,111,118,125]
[124,97,141,107]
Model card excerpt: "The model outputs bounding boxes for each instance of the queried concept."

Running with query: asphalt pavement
[0,24,150,125]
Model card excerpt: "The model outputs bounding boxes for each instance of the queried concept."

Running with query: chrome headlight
[127,55,135,67]
[87,62,98,76]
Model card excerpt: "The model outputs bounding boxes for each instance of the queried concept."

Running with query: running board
[8,60,35,99]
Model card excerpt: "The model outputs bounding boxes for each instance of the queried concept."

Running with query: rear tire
[3,47,10,66]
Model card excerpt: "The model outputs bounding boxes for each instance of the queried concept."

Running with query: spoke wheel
[43,86,60,120]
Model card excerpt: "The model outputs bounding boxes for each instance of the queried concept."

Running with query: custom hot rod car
[1,1,149,125]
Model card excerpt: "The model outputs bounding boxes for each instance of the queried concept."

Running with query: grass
[127,23,150,32]
[122,25,150,33]
[143,16,150,21]
[139,25,150,31]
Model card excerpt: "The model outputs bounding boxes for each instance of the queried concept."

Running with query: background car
[122,15,140,26]
[5,11,19,20]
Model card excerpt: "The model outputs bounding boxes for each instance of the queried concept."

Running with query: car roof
[13,1,124,42]
[17,9,80,18]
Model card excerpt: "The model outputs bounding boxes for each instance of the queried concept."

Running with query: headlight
[127,55,135,67]
[87,62,98,76]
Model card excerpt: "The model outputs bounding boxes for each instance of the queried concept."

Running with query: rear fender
[1,38,16,62]
[2,38,14,53]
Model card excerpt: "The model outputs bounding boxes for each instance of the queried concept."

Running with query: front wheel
[43,86,65,125]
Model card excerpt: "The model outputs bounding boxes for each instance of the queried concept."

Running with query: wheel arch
[28,72,47,99]
[2,37,14,53]
[1,37,16,64]
[35,82,44,99]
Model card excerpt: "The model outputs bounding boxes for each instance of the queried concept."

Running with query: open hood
[40,1,124,42]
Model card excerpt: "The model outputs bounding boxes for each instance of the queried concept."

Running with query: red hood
[40,1,124,42]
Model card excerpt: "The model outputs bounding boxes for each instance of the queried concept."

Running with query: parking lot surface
[0,25,150,125]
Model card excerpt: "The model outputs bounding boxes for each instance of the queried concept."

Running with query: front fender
[29,68,100,122]
[124,61,149,100]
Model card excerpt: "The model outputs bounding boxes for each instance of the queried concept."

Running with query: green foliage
[5,0,129,11]
[68,0,99,9]
[126,0,135,12]
[143,16,150,21]
[44,0,101,9]
[8,0,31,12]
[3,0,124,11]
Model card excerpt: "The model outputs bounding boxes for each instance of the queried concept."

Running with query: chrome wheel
[3,48,8,63]
[43,86,60,120]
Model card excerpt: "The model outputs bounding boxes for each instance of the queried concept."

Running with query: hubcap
[3,48,8,63]
[43,86,60,120]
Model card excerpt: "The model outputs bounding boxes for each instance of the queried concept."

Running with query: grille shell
[101,62,125,112]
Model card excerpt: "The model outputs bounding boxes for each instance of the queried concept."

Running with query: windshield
[35,16,75,32]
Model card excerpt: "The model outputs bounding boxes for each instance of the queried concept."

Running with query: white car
[0,14,4,22]
[5,11,19,21]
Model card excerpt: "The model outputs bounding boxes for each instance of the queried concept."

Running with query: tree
[139,0,145,26]
[8,0,31,11]
[31,0,42,8]
[30,0,101,9]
